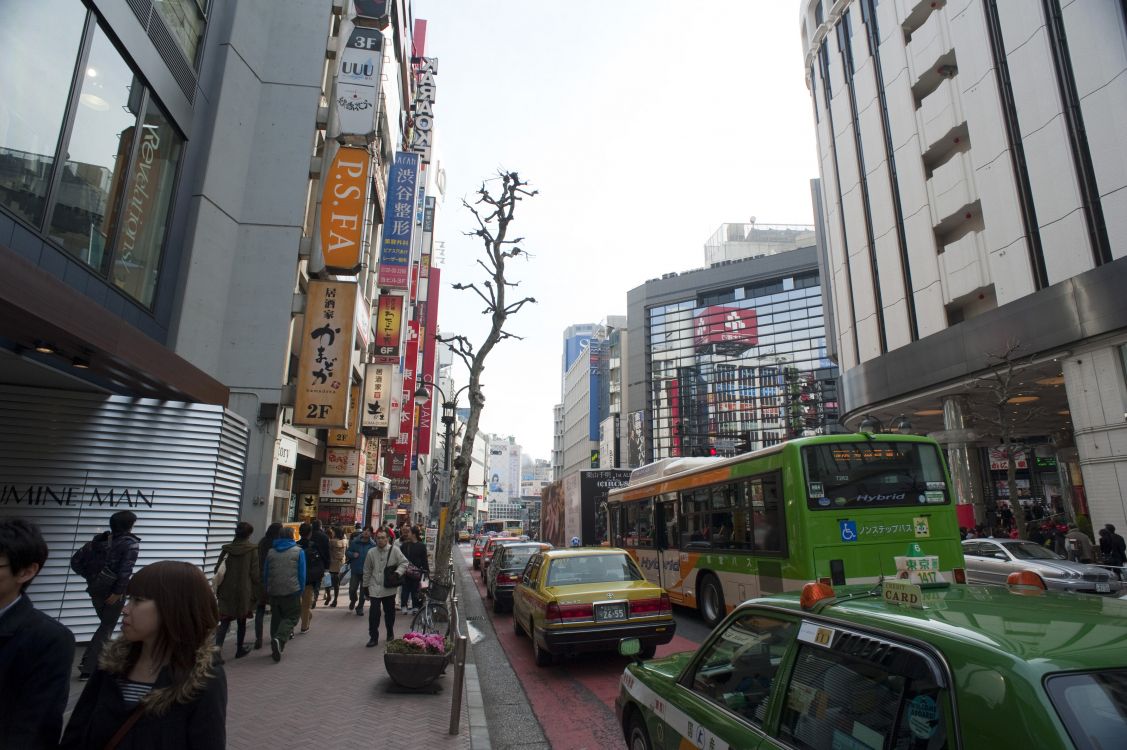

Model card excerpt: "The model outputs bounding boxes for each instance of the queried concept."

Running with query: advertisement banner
[325,448,361,476]
[420,196,436,277]
[693,305,758,352]
[294,281,357,427]
[390,320,420,477]
[319,476,357,500]
[316,145,369,272]
[362,363,392,429]
[372,293,403,361]
[407,57,437,163]
[416,268,440,455]
[333,20,383,137]
[327,383,363,446]
[376,152,419,289]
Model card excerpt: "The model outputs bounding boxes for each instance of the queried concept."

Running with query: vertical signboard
[327,383,363,446]
[408,57,438,163]
[294,281,357,427]
[372,293,403,361]
[416,269,440,455]
[376,152,419,289]
[316,145,369,272]
[333,20,384,137]
[420,196,436,275]
[362,363,392,429]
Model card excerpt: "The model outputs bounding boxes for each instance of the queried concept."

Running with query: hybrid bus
[606,433,965,624]
[480,519,524,536]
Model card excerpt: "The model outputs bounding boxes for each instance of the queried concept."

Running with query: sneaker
[366,638,378,648]
[270,638,281,663]
[348,601,355,611]
[330,601,338,608]
[254,638,263,650]
[235,646,252,659]
[356,608,364,616]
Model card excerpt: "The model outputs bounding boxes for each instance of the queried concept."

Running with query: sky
[416,1,820,461]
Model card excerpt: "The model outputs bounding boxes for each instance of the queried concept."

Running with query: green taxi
[512,547,676,666]
[616,578,1127,749]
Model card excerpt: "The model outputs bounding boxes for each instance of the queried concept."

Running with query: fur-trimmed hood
[97,635,218,716]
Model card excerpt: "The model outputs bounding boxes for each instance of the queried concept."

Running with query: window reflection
[0,0,87,226]
[153,0,206,66]
[48,27,141,274]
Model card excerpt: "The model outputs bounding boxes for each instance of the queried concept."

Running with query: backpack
[70,532,112,581]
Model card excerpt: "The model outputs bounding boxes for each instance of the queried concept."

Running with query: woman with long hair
[60,561,225,748]
[253,522,283,649]
[323,525,348,607]
[213,521,260,662]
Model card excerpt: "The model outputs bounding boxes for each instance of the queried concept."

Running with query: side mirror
[994,552,1008,561]
[619,637,644,664]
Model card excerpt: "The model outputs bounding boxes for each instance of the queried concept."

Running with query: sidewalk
[65,564,488,749]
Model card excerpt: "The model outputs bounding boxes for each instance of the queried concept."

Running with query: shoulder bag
[104,704,145,750]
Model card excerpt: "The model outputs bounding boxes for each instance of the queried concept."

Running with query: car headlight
[1043,569,1080,579]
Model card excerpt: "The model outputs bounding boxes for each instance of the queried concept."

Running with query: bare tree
[432,171,537,581]
[970,339,1043,538]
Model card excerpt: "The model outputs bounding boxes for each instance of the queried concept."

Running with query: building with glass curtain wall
[626,244,840,463]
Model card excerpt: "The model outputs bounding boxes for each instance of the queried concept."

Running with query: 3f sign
[352,34,380,49]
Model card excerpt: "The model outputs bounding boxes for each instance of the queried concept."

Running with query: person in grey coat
[362,529,407,647]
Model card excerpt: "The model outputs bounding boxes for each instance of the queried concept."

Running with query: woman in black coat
[60,561,226,749]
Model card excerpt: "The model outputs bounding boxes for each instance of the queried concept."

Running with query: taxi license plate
[595,602,627,621]
[1096,582,1110,593]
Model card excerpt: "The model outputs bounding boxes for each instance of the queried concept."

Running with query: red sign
[373,293,403,360]
[390,321,420,481]
[416,269,440,455]
[693,306,758,351]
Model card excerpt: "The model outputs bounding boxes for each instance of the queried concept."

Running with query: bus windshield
[802,442,949,510]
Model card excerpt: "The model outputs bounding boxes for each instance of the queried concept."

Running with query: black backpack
[70,532,112,581]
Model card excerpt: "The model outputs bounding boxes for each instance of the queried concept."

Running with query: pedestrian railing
[447,554,468,735]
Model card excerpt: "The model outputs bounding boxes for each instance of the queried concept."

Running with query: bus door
[653,496,689,604]
[629,498,664,590]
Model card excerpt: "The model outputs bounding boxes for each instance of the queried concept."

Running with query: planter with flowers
[383,631,450,689]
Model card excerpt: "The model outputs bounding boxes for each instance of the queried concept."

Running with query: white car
[962,538,1122,594]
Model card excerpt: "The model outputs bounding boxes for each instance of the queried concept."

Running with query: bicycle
[410,573,452,634]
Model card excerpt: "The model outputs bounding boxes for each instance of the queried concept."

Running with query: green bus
[606,434,966,625]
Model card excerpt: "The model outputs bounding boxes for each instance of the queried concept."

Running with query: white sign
[362,364,392,429]
[894,555,945,585]
[333,19,384,137]
[319,476,358,500]
[275,437,298,470]
[408,57,437,162]
[325,448,360,476]
[882,580,924,609]
[425,526,437,562]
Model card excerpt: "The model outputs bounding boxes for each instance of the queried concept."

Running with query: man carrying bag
[361,529,407,648]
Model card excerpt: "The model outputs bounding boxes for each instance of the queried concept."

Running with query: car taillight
[629,594,671,616]
[497,573,518,584]
[545,602,592,623]
[953,567,966,584]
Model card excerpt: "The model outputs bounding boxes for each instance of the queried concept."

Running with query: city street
[456,544,712,750]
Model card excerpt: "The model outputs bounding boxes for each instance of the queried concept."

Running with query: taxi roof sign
[882,579,924,608]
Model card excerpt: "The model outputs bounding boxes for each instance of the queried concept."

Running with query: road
[457,544,712,749]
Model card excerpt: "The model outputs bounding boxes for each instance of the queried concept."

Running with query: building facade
[802,0,1127,529]
[626,245,840,463]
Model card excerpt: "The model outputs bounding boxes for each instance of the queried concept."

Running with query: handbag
[383,565,402,587]
[211,554,227,594]
[404,564,422,583]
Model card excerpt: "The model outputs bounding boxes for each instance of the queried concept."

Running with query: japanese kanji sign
[317,145,370,272]
[327,383,362,447]
[294,281,357,428]
[333,20,383,137]
[376,152,419,289]
[372,293,403,361]
[415,268,440,455]
[362,363,392,429]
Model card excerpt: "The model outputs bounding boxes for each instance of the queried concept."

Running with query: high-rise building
[802,0,1127,529]
[704,222,816,266]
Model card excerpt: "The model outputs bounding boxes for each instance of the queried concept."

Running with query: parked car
[616,578,1127,750]
[472,536,488,569]
[487,542,551,612]
[512,547,675,666]
[480,534,528,579]
[457,529,471,543]
[962,538,1122,594]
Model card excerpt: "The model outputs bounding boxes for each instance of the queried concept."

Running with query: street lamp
[413,376,471,505]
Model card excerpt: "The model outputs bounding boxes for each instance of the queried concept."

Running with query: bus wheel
[699,573,725,627]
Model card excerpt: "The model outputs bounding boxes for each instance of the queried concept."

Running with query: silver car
[962,538,1122,594]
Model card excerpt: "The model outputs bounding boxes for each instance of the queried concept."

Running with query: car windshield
[1001,541,1064,560]
[546,554,643,586]
[502,548,537,569]
[1046,670,1127,750]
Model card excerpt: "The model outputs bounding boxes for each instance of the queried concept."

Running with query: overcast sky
[416,1,819,461]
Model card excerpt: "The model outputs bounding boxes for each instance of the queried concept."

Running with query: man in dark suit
[0,518,76,748]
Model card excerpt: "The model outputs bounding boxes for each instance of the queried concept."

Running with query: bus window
[635,498,654,548]
[802,442,949,509]
[749,473,786,554]
[661,495,679,550]
[710,484,738,547]
[682,488,711,547]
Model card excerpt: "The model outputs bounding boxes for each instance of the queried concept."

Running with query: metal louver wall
[0,386,249,640]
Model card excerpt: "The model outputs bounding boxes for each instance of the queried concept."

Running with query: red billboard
[693,305,758,352]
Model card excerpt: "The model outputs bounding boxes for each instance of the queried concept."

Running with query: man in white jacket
[362,529,408,647]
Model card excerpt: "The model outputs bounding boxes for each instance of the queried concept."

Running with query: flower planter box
[383,651,449,689]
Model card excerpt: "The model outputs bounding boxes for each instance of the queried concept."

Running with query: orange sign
[294,281,357,428]
[319,145,370,272]
[327,383,363,446]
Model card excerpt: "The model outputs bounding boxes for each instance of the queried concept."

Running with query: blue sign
[376,151,419,290]
[840,520,857,543]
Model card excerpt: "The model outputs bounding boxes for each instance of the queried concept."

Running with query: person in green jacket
[213,522,260,663]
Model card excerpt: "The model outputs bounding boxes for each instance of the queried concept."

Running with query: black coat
[0,595,76,749]
[59,639,226,749]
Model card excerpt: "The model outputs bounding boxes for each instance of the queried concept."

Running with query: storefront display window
[0,1,87,226]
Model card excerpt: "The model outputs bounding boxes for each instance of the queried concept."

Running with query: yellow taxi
[512,547,676,666]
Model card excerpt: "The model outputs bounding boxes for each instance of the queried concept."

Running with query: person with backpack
[308,519,332,609]
[296,523,324,633]
[212,521,260,663]
[252,523,282,649]
[346,528,376,616]
[73,510,141,681]
[263,527,305,663]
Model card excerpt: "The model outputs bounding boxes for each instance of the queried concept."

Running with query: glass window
[546,553,643,586]
[48,26,142,274]
[779,643,950,749]
[1046,670,1127,750]
[153,0,206,65]
[750,474,786,553]
[110,101,183,305]
[0,0,87,226]
[688,613,799,727]
[803,442,950,510]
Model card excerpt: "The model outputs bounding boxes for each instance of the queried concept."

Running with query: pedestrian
[296,523,324,633]
[398,526,429,613]
[309,519,331,609]
[75,510,142,681]
[0,518,76,749]
[263,526,305,662]
[362,529,408,647]
[322,526,347,607]
[347,527,377,615]
[1028,523,1046,546]
[59,560,225,748]
[1105,524,1127,566]
[213,521,259,663]
[1064,523,1095,564]
[252,523,282,650]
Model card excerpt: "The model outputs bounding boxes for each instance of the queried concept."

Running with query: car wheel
[699,573,726,627]
[638,643,657,659]
[492,596,504,614]
[486,583,493,599]
[533,631,554,667]
[625,709,653,750]
[513,613,525,636]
